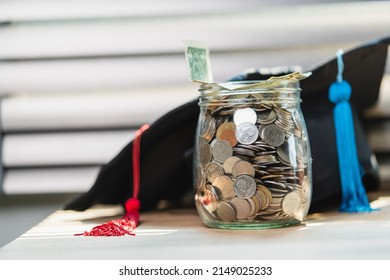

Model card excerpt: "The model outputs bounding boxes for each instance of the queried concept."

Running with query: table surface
[1,192,390,260]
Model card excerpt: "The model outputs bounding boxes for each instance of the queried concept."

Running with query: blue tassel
[328,50,374,213]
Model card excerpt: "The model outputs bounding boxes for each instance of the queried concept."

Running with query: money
[199,141,212,166]
[234,108,257,125]
[216,122,236,140]
[217,72,311,91]
[195,84,310,224]
[231,160,255,178]
[216,202,236,222]
[257,109,276,125]
[230,197,252,220]
[205,161,224,183]
[200,185,219,213]
[223,156,241,174]
[199,115,216,142]
[212,175,235,200]
[261,124,285,147]
[184,40,213,83]
[235,122,259,145]
[282,190,302,215]
[233,175,257,198]
[212,140,233,163]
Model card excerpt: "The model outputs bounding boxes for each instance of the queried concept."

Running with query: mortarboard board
[65,37,389,217]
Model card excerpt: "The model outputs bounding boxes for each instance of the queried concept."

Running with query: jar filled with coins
[194,78,312,229]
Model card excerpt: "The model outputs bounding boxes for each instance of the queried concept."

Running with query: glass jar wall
[194,80,312,229]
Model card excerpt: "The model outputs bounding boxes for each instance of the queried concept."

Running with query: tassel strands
[75,124,150,236]
[328,50,374,213]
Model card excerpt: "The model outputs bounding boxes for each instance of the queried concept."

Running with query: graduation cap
[66,37,389,235]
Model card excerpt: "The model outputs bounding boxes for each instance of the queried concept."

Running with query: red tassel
[74,219,136,236]
[75,125,149,237]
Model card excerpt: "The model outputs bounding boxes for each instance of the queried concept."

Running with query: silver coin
[205,161,225,183]
[212,140,233,163]
[257,109,276,125]
[199,115,216,141]
[196,166,206,190]
[216,201,236,222]
[261,124,285,147]
[230,197,252,220]
[199,142,212,165]
[235,122,259,145]
[233,175,257,198]
[233,108,257,125]
[233,146,255,157]
[282,190,302,215]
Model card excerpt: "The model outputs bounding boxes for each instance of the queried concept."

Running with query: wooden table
[1,192,390,260]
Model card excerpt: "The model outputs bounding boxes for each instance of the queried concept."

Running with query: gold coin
[216,201,236,222]
[220,129,238,147]
[205,161,224,183]
[282,190,302,215]
[216,122,236,140]
[246,197,257,217]
[230,197,252,220]
[258,185,272,209]
[212,175,235,200]
[232,160,255,178]
[223,156,241,174]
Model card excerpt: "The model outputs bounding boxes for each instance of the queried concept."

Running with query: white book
[2,167,100,194]
[2,130,135,167]
[0,1,389,59]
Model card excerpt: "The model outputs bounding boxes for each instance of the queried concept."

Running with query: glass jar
[194,80,312,229]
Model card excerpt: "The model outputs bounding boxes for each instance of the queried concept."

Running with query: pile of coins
[196,102,310,223]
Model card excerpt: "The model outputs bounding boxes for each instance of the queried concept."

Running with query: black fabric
[64,37,389,212]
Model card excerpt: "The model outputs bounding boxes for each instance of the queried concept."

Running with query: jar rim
[198,80,301,106]
[199,79,301,96]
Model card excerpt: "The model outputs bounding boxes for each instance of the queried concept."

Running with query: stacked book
[0,0,389,194]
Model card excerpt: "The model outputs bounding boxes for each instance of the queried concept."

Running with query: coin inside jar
[223,156,241,174]
[205,161,225,183]
[216,122,236,140]
[260,124,285,147]
[231,160,255,178]
[212,175,235,200]
[216,201,236,222]
[199,115,216,141]
[233,175,257,198]
[220,129,238,147]
[282,190,302,215]
[200,185,219,213]
[199,141,212,165]
[230,197,252,220]
[257,109,276,125]
[235,122,259,145]
[212,140,233,163]
[233,107,257,125]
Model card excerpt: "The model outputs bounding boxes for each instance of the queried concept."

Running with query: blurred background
[0,0,389,247]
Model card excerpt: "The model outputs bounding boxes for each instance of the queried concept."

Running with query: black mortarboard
[65,37,389,214]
